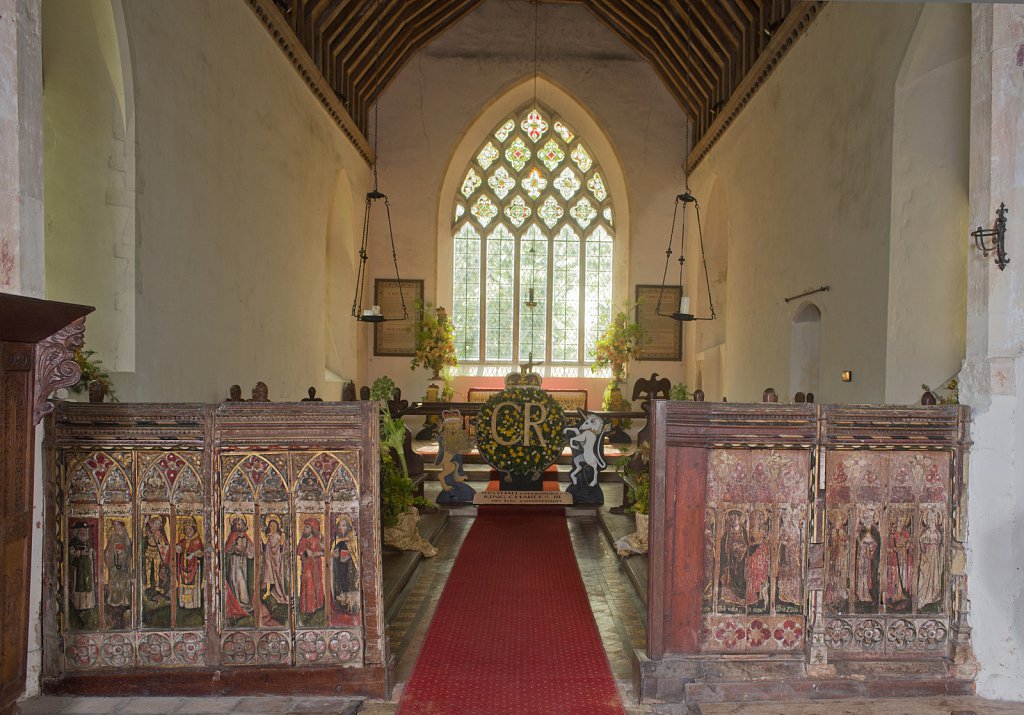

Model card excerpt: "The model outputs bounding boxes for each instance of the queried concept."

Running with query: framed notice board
[635,284,683,361]
[373,279,423,356]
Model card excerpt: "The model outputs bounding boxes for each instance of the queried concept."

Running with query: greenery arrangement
[614,448,650,515]
[670,382,690,400]
[371,376,414,527]
[411,300,458,379]
[71,349,117,400]
[475,387,566,478]
[591,307,644,388]
[922,378,959,405]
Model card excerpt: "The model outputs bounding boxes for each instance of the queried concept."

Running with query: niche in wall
[789,302,821,399]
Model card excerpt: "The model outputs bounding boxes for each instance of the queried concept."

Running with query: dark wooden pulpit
[0,293,92,713]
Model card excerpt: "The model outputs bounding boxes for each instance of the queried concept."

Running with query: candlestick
[679,296,690,314]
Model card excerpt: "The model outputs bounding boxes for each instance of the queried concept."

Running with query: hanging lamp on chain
[654,190,715,322]
[351,0,408,324]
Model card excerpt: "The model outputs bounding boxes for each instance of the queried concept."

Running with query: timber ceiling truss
[247,0,824,169]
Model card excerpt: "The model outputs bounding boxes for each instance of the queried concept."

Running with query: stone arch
[790,302,822,400]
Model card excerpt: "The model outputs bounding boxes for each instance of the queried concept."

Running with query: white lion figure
[563,409,608,487]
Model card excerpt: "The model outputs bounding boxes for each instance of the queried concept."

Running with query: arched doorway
[790,302,821,399]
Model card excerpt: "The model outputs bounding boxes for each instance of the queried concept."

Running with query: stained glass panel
[539,139,565,171]
[584,226,614,360]
[603,207,613,224]
[521,167,548,199]
[455,203,464,221]
[504,194,531,228]
[571,144,593,172]
[553,167,580,200]
[477,142,499,170]
[587,172,607,201]
[539,196,564,228]
[570,197,597,228]
[521,109,549,142]
[495,118,515,141]
[471,195,498,227]
[453,223,481,361]
[554,120,575,143]
[461,168,482,198]
[488,166,514,200]
[518,225,548,362]
[506,137,531,171]
[485,225,515,362]
[551,226,581,363]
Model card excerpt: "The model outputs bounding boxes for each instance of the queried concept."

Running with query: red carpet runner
[398,506,625,715]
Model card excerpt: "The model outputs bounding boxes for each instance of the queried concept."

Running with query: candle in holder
[363,308,374,317]
[372,305,381,316]
[679,296,690,314]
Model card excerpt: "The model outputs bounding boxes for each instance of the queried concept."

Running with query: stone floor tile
[17,696,76,714]
[174,699,241,714]
[117,697,188,714]
[285,697,361,714]
[229,696,294,714]
[60,697,129,714]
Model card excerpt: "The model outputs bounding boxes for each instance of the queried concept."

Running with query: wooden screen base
[43,659,393,699]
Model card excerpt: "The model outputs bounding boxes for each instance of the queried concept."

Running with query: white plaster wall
[367,0,688,403]
[43,0,137,372]
[687,3,925,404]
[884,3,970,404]
[82,0,369,402]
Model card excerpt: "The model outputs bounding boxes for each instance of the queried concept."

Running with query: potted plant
[371,376,437,557]
[411,300,458,381]
[71,349,116,402]
[613,451,650,556]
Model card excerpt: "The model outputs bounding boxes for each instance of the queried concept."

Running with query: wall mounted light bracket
[972,202,1009,271]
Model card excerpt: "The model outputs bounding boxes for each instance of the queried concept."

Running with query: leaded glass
[521,109,548,142]
[521,167,547,199]
[570,196,597,228]
[495,118,515,141]
[488,166,514,200]
[518,225,548,362]
[506,137,531,171]
[477,142,499,170]
[551,226,581,363]
[485,225,515,361]
[553,167,580,200]
[584,226,614,360]
[504,194,531,228]
[571,144,593,172]
[471,194,498,227]
[461,168,481,198]
[539,196,564,228]
[452,223,481,361]
[452,102,615,367]
[539,139,565,171]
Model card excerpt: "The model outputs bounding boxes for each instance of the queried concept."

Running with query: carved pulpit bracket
[34,318,86,424]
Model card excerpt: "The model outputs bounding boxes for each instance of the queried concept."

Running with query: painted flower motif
[539,139,565,171]
[919,619,947,649]
[521,109,549,142]
[886,619,917,650]
[715,620,746,650]
[773,619,804,649]
[853,619,884,650]
[824,619,853,649]
[747,619,771,648]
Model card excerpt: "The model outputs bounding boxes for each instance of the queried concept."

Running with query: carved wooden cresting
[1,294,91,715]
[640,401,973,705]
[43,401,388,697]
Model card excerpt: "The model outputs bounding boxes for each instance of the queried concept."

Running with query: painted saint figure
[331,515,359,615]
[297,518,326,619]
[142,515,170,597]
[854,508,881,610]
[104,519,132,628]
[718,509,747,609]
[885,510,913,611]
[68,522,97,617]
[917,507,944,610]
[175,516,204,610]
[261,516,289,604]
[825,509,851,611]
[775,508,803,611]
[224,516,256,621]
[745,508,771,611]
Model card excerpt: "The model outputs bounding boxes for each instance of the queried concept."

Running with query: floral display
[475,387,566,479]
[590,307,644,388]
[411,301,458,379]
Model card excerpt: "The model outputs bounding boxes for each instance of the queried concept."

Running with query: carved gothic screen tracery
[44,401,386,697]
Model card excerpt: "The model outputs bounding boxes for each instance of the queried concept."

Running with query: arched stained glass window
[452,103,615,366]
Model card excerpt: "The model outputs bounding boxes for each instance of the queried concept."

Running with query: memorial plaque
[373,279,423,356]
[636,284,683,361]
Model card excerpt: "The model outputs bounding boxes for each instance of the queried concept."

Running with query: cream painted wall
[47,0,371,402]
[885,3,969,404]
[688,2,929,404]
[365,0,689,404]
